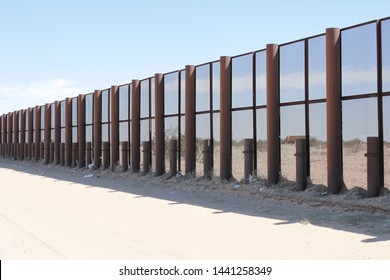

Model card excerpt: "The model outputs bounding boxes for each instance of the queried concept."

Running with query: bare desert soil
[0,158,390,260]
[195,143,390,190]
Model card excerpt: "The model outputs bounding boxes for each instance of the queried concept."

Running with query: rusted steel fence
[1,17,390,197]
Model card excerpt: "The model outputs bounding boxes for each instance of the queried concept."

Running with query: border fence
[1,17,390,197]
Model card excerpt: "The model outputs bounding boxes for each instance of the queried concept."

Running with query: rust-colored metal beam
[185,65,196,175]
[0,116,1,154]
[102,141,109,169]
[3,114,7,158]
[72,142,78,167]
[60,143,65,166]
[121,141,128,172]
[142,141,150,175]
[326,28,343,194]
[54,101,61,164]
[27,108,33,159]
[154,73,165,176]
[40,142,44,159]
[78,94,86,168]
[220,56,232,180]
[93,90,102,169]
[0,115,3,157]
[266,44,280,185]
[86,142,92,165]
[131,80,141,172]
[13,111,19,160]
[2,114,5,158]
[0,116,2,158]
[376,20,385,192]
[6,113,9,158]
[44,103,51,164]
[20,110,26,160]
[65,98,72,166]
[34,106,41,161]
[110,85,119,170]
[8,112,12,158]
[4,114,8,158]
[50,143,54,163]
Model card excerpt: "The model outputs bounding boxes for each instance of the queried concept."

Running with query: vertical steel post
[27,108,33,159]
[121,141,128,172]
[60,143,65,166]
[65,98,72,166]
[266,44,280,185]
[8,112,12,158]
[0,115,2,157]
[93,90,102,169]
[0,115,3,157]
[35,106,41,161]
[3,114,6,158]
[304,39,311,179]
[31,141,35,159]
[142,141,150,175]
[13,111,19,160]
[40,142,44,159]
[20,110,26,160]
[0,116,3,158]
[131,80,141,172]
[203,139,212,179]
[2,114,6,158]
[7,113,11,158]
[244,138,254,183]
[110,85,119,170]
[44,103,51,164]
[78,94,86,168]
[326,28,343,194]
[50,142,54,163]
[24,143,28,160]
[5,114,9,158]
[2,116,4,158]
[220,57,232,180]
[185,65,196,175]
[155,73,165,176]
[366,137,380,198]
[54,101,61,164]
[102,142,109,169]
[72,143,78,167]
[376,20,384,191]
[86,142,92,165]
[170,139,177,176]
[4,114,7,157]
[295,138,307,191]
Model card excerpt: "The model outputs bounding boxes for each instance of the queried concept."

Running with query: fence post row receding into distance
[1,17,390,198]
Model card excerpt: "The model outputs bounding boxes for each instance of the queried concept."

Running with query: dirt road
[0,159,389,259]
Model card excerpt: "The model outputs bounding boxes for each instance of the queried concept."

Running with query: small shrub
[310,137,326,149]
[343,138,363,153]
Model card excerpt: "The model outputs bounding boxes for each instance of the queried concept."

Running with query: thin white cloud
[0,79,89,114]
[164,79,179,92]
[342,67,377,85]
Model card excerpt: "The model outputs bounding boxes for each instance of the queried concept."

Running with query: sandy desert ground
[0,158,390,260]
[193,143,390,189]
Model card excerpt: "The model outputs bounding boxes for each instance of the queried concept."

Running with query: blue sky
[0,0,389,114]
